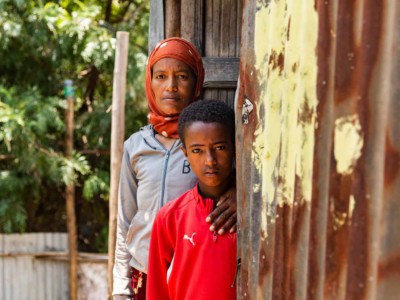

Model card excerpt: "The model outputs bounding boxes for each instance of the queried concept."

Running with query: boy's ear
[180,145,188,157]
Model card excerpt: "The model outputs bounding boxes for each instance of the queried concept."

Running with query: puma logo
[183,232,196,246]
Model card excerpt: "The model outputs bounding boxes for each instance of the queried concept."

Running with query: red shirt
[147,185,237,300]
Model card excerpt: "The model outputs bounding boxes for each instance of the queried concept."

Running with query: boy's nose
[205,151,217,166]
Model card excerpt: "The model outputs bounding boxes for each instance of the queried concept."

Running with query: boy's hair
[178,99,235,146]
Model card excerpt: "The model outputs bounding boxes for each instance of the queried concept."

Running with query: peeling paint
[334,114,364,175]
[238,0,400,297]
[330,199,348,231]
[242,98,254,124]
[252,0,319,237]
[349,194,356,219]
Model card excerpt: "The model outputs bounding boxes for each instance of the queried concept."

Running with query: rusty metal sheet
[236,0,400,299]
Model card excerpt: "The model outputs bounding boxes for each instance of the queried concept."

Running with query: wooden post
[165,0,181,37]
[108,31,129,299]
[64,79,78,300]
[149,0,165,52]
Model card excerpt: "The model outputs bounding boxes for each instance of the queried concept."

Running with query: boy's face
[181,121,234,198]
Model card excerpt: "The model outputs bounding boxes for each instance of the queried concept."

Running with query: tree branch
[105,0,113,22]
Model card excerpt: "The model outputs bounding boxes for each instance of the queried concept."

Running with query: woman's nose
[166,77,178,91]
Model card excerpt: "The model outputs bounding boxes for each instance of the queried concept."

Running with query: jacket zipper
[160,150,170,206]
[154,136,176,207]
[208,198,218,243]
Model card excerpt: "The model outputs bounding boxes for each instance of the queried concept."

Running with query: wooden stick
[64,79,78,300]
[108,31,129,299]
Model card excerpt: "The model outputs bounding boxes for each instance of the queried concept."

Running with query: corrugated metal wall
[236,0,400,299]
[0,233,69,299]
[0,233,108,300]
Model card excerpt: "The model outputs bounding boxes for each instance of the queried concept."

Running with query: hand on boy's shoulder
[205,186,237,235]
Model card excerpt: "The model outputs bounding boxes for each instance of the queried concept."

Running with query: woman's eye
[154,74,165,79]
[178,74,188,80]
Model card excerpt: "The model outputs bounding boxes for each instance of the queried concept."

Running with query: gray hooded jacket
[113,125,197,299]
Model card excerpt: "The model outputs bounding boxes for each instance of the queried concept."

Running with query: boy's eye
[191,148,201,153]
[215,145,226,151]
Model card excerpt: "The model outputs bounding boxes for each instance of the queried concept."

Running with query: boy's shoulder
[158,187,197,218]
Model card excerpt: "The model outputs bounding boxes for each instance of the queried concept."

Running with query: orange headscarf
[145,37,204,138]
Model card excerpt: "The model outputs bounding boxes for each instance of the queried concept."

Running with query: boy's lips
[204,169,219,175]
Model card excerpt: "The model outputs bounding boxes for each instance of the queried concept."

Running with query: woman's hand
[205,186,237,234]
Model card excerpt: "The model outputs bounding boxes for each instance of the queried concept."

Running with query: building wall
[236,0,400,299]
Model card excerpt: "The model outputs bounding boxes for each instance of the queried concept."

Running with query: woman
[113,37,237,300]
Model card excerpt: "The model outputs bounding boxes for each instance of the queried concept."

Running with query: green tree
[0,0,149,252]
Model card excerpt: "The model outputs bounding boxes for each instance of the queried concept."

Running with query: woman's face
[151,58,196,116]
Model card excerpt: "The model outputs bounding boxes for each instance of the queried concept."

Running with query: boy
[146,99,237,300]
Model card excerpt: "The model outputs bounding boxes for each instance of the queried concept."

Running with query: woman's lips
[162,95,180,101]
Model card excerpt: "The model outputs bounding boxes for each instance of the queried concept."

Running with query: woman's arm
[113,147,139,298]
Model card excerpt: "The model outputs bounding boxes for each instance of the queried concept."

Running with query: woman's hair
[145,37,205,138]
[178,99,235,146]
